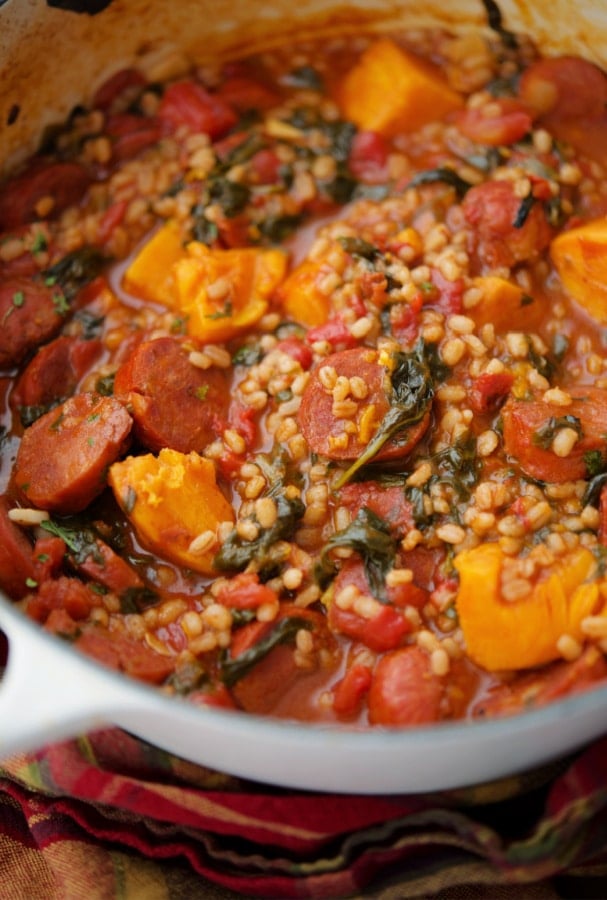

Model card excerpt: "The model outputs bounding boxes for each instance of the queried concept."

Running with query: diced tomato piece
[228,401,257,446]
[44,608,80,638]
[216,213,253,248]
[332,664,372,718]
[348,130,390,183]
[250,148,282,184]
[454,98,532,146]
[216,448,246,480]
[97,199,128,243]
[306,316,359,350]
[26,576,96,623]
[275,338,313,370]
[158,80,237,139]
[368,646,444,725]
[469,371,514,414]
[329,601,411,652]
[428,268,464,315]
[32,536,66,582]
[216,572,279,610]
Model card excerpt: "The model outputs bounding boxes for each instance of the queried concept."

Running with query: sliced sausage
[12,335,103,416]
[298,347,430,461]
[337,481,414,536]
[13,392,132,513]
[72,537,144,595]
[113,337,230,453]
[462,179,554,272]
[518,56,607,121]
[105,113,164,163]
[368,646,445,725]
[502,388,607,482]
[0,276,66,369]
[0,161,91,230]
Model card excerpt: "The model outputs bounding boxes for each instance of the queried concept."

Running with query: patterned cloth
[1,727,607,899]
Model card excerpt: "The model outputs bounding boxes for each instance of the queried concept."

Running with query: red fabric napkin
[1,727,607,899]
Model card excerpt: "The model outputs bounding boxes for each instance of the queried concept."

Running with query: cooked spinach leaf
[214,450,305,574]
[406,167,473,200]
[315,506,396,602]
[513,193,535,228]
[43,246,108,303]
[433,430,481,500]
[334,340,438,488]
[221,616,311,687]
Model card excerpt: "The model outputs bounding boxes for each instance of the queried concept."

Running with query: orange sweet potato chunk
[454,542,604,671]
[469,276,544,332]
[109,448,234,576]
[550,217,607,323]
[336,38,463,136]
[275,259,332,326]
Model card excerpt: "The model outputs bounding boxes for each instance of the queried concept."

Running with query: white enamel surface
[2,595,607,793]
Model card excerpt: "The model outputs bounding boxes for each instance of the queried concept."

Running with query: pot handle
[0,600,137,759]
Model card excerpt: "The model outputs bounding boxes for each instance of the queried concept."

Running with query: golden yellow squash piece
[469,276,544,333]
[454,542,604,671]
[275,258,332,327]
[109,448,234,576]
[336,37,462,136]
[122,222,287,342]
[122,221,185,306]
[550,217,607,323]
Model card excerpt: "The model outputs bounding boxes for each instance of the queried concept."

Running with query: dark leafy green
[221,616,312,687]
[334,340,438,488]
[232,344,263,367]
[338,236,381,261]
[532,415,583,449]
[258,214,303,242]
[283,65,324,90]
[406,167,473,200]
[405,485,434,529]
[19,401,61,427]
[482,0,519,49]
[433,430,481,500]
[582,464,607,506]
[513,194,535,229]
[43,246,108,303]
[315,507,396,602]
[213,449,305,574]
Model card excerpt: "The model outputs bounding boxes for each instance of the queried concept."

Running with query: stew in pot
[2,21,607,726]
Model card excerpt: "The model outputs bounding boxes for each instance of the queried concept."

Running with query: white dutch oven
[1,0,607,794]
